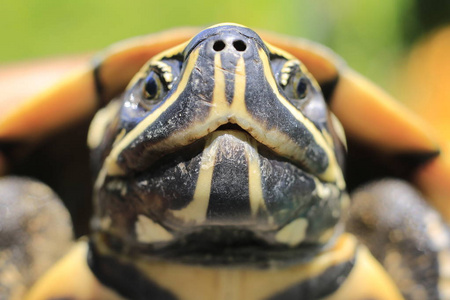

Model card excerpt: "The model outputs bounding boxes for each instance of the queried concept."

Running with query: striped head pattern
[89,24,348,264]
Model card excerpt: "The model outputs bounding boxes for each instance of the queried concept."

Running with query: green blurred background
[1,0,449,91]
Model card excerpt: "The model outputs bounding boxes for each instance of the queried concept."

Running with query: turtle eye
[144,71,162,100]
[287,73,310,110]
[141,71,164,110]
[295,77,308,99]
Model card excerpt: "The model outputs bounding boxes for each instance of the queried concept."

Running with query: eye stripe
[105,49,201,176]
[257,48,344,187]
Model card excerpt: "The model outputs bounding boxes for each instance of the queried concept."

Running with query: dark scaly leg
[346,179,450,300]
[0,177,74,300]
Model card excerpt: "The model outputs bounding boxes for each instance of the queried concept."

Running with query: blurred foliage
[1,0,450,91]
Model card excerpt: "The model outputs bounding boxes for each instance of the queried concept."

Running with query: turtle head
[89,24,348,264]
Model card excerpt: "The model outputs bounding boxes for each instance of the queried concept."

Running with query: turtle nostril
[213,40,226,52]
[233,40,246,52]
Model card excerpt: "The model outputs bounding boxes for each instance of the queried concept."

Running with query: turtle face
[90,24,347,262]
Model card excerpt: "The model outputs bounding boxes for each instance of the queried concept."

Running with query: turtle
[1,23,450,300]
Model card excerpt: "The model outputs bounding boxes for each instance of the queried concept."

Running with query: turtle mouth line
[215,123,248,132]
[125,125,315,182]
[111,115,332,183]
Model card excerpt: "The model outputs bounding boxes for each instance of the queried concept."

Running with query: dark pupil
[145,73,158,99]
[296,78,307,98]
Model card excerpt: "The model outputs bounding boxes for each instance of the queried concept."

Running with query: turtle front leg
[0,177,73,300]
[346,179,450,300]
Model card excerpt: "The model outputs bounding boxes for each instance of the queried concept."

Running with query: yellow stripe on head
[105,48,201,176]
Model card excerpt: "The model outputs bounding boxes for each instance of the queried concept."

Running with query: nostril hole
[233,40,247,52]
[213,40,226,52]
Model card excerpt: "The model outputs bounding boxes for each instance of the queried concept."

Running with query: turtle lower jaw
[128,129,319,225]
[96,129,343,255]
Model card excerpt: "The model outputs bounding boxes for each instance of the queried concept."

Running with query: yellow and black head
[90,24,347,265]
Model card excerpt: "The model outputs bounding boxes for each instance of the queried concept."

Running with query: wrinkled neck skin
[88,24,348,267]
